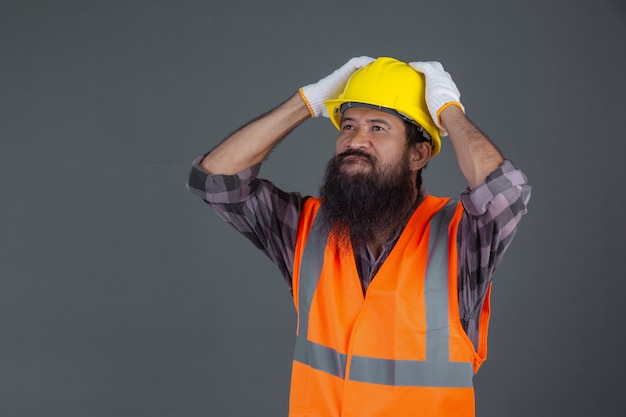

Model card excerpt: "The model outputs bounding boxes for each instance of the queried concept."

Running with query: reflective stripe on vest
[293,201,473,388]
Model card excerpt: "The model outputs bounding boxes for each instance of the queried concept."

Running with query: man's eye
[342,124,355,130]
[372,125,384,131]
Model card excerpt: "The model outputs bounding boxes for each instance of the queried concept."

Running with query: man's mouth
[342,154,369,163]
[337,151,374,166]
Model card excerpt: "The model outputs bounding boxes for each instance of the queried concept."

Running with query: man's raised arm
[410,61,505,189]
[200,93,310,175]
[200,56,375,175]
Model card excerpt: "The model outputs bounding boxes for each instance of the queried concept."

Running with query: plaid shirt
[187,158,531,348]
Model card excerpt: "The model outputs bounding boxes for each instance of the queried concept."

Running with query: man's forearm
[200,92,311,175]
[440,105,505,189]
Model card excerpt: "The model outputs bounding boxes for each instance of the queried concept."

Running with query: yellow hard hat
[324,57,442,157]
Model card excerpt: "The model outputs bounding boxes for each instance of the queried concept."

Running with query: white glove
[409,61,464,135]
[300,56,375,118]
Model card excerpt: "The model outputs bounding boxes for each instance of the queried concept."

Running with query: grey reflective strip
[424,202,457,362]
[295,201,473,388]
[294,337,347,378]
[295,219,328,338]
[348,356,473,387]
[293,217,332,369]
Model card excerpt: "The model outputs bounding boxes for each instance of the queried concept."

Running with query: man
[187,57,530,416]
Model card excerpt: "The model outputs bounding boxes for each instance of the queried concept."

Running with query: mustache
[335,149,376,165]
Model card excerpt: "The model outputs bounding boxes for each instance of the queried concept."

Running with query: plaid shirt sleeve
[186,156,304,289]
[457,160,531,343]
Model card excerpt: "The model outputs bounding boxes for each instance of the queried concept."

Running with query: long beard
[317,149,417,251]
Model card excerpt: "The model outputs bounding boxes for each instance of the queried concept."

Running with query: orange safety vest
[289,196,491,417]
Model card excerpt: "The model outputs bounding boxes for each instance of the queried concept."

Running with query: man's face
[334,107,417,181]
[318,107,427,249]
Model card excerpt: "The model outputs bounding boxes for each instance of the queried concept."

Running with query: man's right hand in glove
[300,56,375,118]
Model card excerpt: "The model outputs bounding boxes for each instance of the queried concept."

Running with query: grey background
[2,0,625,416]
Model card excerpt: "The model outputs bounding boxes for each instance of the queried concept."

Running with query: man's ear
[409,142,432,172]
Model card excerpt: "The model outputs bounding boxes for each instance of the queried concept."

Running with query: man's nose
[346,129,371,149]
